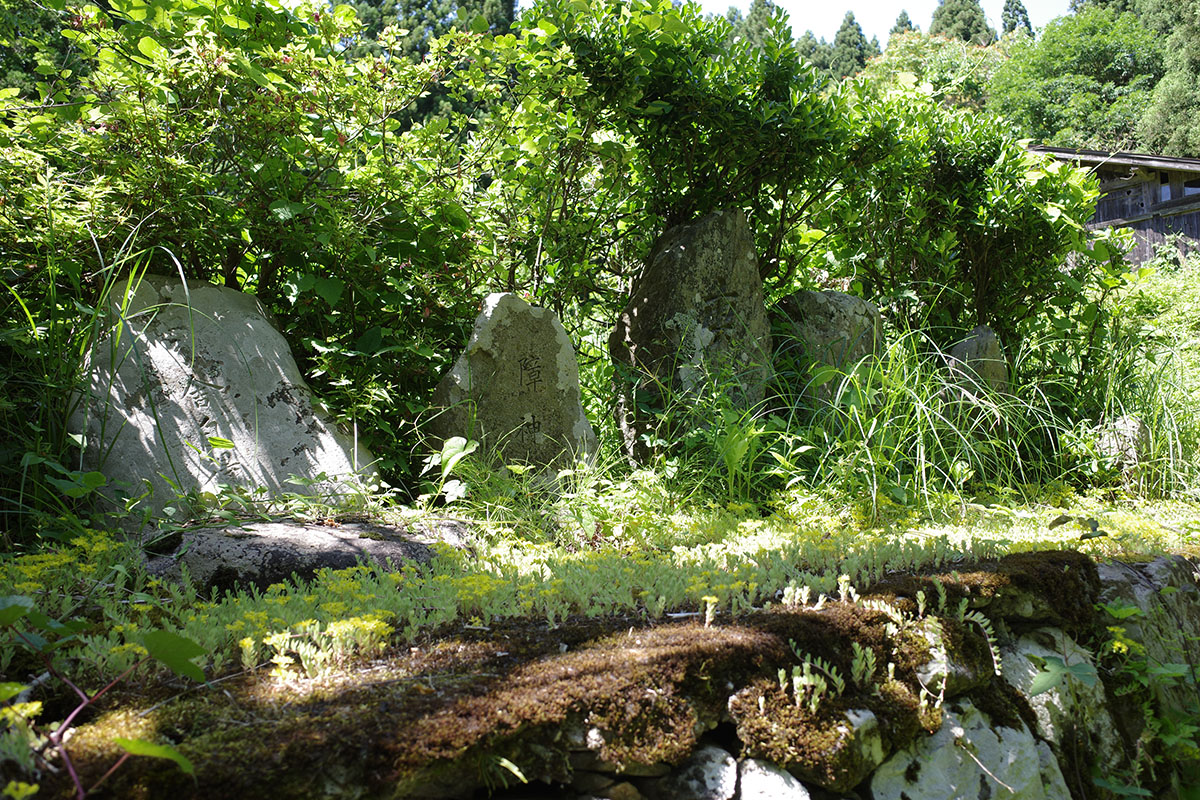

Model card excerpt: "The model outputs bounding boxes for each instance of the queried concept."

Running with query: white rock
[641,745,736,800]
[70,275,376,522]
[737,758,812,799]
[870,699,1070,800]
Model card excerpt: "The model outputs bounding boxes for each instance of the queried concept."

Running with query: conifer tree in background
[930,0,996,45]
[891,10,918,36]
[346,0,514,62]
[1002,0,1032,35]
[728,0,780,50]
[830,11,871,79]
[345,0,514,119]
[1137,0,1200,155]
[797,30,834,75]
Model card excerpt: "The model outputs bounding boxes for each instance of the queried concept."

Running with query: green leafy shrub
[808,88,1100,350]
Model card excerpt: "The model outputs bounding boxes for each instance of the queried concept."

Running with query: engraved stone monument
[69,275,377,522]
[609,208,772,463]
[431,293,596,470]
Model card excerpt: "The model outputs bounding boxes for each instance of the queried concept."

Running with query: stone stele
[772,289,882,402]
[69,275,376,519]
[947,325,1009,394]
[610,208,772,462]
[431,292,596,470]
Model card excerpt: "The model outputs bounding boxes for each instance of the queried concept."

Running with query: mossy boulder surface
[48,551,1123,799]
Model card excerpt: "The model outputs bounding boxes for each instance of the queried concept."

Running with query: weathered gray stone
[912,617,993,699]
[610,209,772,463]
[1000,629,1122,775]
[772,290,881,402]
[70,275,376,522]
[1096,555,1200,778]
[640,745,736,800]
[870,699,1070,800]
[1095,415,1150,474]
[738,758,813,799]
[947,325,1009,394]
[432,293,596,471]
[144,518,469,593]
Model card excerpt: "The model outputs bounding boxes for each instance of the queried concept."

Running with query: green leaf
[45,470,107,498]
[1092,776,1153,797]
[440,436,478,480]
[0,682,27,703]
[313,276,345,308]
[142,630,207,682]
[268,200,305,222]
[136,36,167,60]
[469,14,490,34]
[1029,655,1098,696]
[113,738,195,774]
[0,596,34,626]
[207,436,235,449]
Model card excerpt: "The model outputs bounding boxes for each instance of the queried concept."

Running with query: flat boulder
[145,518,469,593]
[430,293,596,471]
[69,275,376,522]
[610,209,772,462]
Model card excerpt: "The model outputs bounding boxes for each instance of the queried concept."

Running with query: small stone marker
[70,275,376,522]
[609,208,772,462]
[430,293,596,470]
[947,325,1009,394]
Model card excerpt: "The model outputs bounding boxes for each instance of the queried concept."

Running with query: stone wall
[73,551,1200,800]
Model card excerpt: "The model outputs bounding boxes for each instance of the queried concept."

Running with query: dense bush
[807,87,1100,350]
[1,0,1183,543]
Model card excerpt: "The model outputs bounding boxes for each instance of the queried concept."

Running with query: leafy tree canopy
[929,0,996,45]
[988,6,1164,150]
[861,30,1004,110]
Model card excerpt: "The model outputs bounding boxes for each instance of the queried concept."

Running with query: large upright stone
[609,209,772,462]
[431,293,596,470]
[772,290,881,402]
[70,275,376,521]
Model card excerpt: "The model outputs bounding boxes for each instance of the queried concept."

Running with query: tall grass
[0,227,149,547]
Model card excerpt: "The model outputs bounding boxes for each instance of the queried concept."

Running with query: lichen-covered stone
[947,325,1008,394]
[610,209,771,463]
[69,275,376,523]
[737,758,813,799]
[870,699,1070,800]
[910,616,994,700]
[639,745,736,800]
[431,292,596,471]
[999,629,1121,780]
[772,290,881,402]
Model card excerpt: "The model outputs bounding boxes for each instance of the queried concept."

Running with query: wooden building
[1032,146,1200,263]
